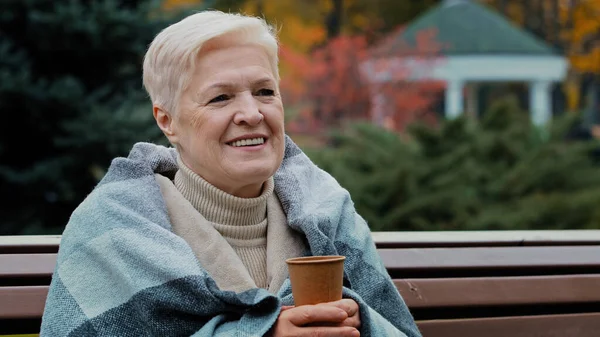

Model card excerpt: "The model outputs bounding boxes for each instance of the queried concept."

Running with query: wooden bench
[2,231,600,336]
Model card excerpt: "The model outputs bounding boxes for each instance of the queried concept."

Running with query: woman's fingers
[284,304,348,326]
[298,326,360,337]
[270,304,361,337]
[325,299,361,329]
[271,304,360,337]
[340,316,361,329]
[327,299,359,316]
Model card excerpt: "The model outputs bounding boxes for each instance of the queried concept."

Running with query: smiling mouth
[227,137,266,147]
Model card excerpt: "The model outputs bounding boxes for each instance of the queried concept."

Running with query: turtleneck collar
[174,156,274,227]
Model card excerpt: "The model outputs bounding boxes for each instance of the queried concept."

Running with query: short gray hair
[142,10,279,115]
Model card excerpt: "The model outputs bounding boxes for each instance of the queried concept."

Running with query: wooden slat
[3,247,600,279]
[417,312,600,337]
[0,236,61,254]
[380,246,600,272]
[395,274,600,308]
[373,230,600,248]
[0,286,48,319]
[3,230,600,252]
[0,254,56,278]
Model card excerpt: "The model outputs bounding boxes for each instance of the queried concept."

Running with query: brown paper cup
[286,255,345,306]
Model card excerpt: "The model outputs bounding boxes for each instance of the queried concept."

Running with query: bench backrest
[2,231,600,336]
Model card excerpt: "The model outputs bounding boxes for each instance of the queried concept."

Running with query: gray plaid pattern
[40,137,420,337]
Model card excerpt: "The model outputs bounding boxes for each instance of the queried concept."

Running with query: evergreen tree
[0,0,212,234]
[308,98,600,231]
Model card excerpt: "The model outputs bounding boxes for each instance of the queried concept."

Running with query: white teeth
[230,137,265,147]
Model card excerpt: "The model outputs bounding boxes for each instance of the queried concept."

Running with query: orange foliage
[485,0,600,73]
[481,0,600,110]
[162,0,205,10]
[280,30,445,133]
[482,0,600,73]
[239,0,328,54]
[566,1,600,74]
[159,0,445,131]
[161,0,386,76]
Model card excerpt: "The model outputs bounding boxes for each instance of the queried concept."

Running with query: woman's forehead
[196,44,271,70]
[193,46,275,87]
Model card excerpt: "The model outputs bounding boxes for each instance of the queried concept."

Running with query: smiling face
[153,43,285,198]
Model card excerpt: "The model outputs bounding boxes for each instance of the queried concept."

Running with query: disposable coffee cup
[286,255,345,306]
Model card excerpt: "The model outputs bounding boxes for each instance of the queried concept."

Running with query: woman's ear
[153,106,179,144]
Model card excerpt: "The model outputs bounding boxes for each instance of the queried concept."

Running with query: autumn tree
[163,0,440,55]
[279,36,369,133]
[483,0,600,114]
[280,29,445,134]
[161,0,446,132]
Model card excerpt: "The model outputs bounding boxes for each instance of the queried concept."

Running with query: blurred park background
[1,0,600,235]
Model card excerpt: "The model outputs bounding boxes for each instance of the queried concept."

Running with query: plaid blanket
[40,136,421,337]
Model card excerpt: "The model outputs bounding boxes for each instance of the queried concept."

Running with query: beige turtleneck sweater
[174,159,271,289]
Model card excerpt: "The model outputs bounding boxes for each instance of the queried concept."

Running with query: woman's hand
[268,301,360,337]
[327,299,361,330]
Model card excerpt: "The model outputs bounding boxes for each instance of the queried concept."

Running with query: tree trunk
[256,0,263,15]
[326,0,343,39]
[523,0,540,38]
[537,0,547,40]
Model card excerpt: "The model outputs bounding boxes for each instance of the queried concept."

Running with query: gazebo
[364,0,568,126]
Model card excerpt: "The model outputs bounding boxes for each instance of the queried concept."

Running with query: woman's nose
[233,93,264,126]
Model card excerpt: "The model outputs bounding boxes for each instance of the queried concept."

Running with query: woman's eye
[208,94,229,104]
[256,89,275,96]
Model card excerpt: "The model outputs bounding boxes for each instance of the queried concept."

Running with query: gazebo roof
[386,0,558,56]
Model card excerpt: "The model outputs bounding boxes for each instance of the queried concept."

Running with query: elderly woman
[40,11,421,337]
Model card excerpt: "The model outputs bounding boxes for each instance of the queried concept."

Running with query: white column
[466,83,479,118]
[445,80,464,119]
[530,80,552,126]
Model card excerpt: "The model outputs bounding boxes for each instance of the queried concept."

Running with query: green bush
[306,98,600,231]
